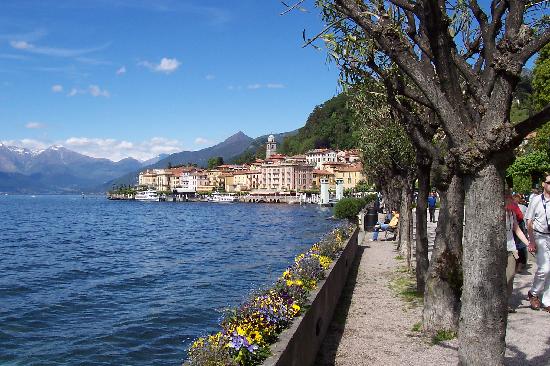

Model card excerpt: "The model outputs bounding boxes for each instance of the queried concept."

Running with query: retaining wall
[262,227,359,366]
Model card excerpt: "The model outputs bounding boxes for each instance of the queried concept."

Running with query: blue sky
[0,1,340,161]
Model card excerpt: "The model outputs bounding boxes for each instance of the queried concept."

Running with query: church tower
[266,134,277,159]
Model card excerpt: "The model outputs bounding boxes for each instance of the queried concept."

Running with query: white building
[305,149,338,169]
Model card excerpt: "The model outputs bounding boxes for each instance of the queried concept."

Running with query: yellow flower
[236,326,246,336]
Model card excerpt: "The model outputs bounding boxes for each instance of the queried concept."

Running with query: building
[266,134,277,159]
[312,169,335,189]
[334,164,366,190]
[259,162,313,191]
[138,168,173,191]
[305,148,338,169]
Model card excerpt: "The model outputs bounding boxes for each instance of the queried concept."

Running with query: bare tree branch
[512,104,550,146]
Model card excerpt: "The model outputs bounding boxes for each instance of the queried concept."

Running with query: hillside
[279,93,357,155]
[230,130,298,164]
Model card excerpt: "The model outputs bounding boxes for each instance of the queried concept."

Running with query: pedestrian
[506,194,530,313]
[427,191,437,223]
[512,193,528,273]
[525,174,550,312]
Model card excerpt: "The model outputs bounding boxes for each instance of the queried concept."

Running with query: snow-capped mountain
[0,143,142,193]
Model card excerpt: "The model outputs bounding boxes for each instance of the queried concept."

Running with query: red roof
[313,169,334,175]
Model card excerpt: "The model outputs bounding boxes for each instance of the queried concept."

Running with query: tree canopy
[279,92,357,155]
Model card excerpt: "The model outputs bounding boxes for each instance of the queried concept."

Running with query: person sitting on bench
[373,211,399,241]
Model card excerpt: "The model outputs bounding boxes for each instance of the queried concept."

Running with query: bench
[384,225,399,241]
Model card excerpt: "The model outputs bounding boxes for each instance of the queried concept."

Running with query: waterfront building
[138,168,173,191]
[259,162,313,191]
[334,164,365,190]
[312,169,335,189]
[266,134,277,159]
[172,169,209,194]
[225,170,261,192]
[305,148,338,169]
[138,170,158,188]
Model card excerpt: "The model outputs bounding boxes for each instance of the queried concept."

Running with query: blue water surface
[0,195,340,366]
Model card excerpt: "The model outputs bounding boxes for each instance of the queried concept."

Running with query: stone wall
[262,227,359,366]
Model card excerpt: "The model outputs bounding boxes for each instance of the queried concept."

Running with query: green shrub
[334,198,367,222]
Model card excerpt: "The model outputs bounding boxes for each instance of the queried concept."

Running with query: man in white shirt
[525,175,550,311]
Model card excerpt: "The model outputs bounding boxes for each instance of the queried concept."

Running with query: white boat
[209,193,238,203]
[135,189,160,202]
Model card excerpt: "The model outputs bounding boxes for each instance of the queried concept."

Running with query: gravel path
[315,211,550,366]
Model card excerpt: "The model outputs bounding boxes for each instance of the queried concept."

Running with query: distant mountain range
[0,130,297,194]
[0,144,147,194]
[104,131,259,188]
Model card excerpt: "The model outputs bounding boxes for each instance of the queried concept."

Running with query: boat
[209,193,238,203]
[135,189,160,202]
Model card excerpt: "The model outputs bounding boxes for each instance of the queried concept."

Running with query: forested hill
[279,92,357,156]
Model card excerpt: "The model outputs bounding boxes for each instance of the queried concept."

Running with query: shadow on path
[313,244,366,366]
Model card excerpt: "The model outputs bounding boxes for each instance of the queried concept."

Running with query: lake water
[0,195,340,365]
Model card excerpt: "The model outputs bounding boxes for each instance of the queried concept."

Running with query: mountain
[105,131,255,188]
[229,130,298,164]
[141,154,169,167]
[0,144,142,193]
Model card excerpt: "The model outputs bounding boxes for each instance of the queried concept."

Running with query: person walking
[525,175,550,312]
[427,191,437,223]
[505,193,530,313]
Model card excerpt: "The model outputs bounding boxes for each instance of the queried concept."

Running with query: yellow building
[334,164,365,190]
[312,169,335,189]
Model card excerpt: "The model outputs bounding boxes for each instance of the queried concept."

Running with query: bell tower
[266,134,277,159]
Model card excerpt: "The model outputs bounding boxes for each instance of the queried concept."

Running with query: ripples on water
[0,195,340,365]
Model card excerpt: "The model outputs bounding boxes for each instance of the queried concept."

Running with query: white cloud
[194,137,211,145]
[89,84,110,97]
[248,83,285,90]
[9,40,110,57]
[2,136,184,161]
[139,57,181,74]
[10,40,31,50]
[63,136,183,161]
[67,85,110,97]
[68,88,82,97]
[25,121,46,129]
[116,66,126,75]
[205,74,215,80]
[51,84,63,93]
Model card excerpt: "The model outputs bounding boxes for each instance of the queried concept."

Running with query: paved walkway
[315,211,550,365]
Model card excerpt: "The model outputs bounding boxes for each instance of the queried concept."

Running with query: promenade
[315,210,550,365]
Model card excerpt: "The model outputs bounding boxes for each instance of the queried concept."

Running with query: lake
[0,195,340,365]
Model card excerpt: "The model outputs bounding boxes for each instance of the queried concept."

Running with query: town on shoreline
[108,135,369,204]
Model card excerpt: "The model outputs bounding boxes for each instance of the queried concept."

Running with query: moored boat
[209,193,238,203]
[135,189,160,202]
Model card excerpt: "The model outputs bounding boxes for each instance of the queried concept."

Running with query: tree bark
[423,174,464,333]
[416,161,431,294]
[398,180,414,269]
[459,162,507,366]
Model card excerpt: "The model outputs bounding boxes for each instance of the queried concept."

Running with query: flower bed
[184,224,357,366]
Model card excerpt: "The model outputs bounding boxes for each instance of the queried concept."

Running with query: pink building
[259,162,313,191]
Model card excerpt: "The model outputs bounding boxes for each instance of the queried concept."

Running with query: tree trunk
[398,180,414,269]
[416,161,431,294]
[459,162,507,366]
[423,174,464,332]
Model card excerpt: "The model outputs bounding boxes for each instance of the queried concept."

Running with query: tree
[291,0,550,363]
[350,81,417,269]
[533,43,550,110]
[207,157,224,170]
